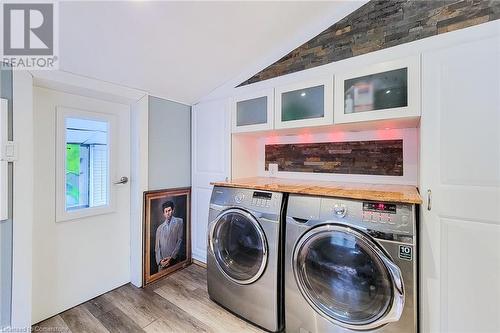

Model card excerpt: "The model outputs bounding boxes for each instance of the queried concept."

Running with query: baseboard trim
[192,258,207,268]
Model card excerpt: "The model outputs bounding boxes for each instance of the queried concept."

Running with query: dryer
[285,194,417,333]
[207,186,284,332]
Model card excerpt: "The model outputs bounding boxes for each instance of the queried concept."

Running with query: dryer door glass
[212,209,267,284]
[294,226,392,326]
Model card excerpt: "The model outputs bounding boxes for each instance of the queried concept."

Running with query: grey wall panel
[148,96,191,190]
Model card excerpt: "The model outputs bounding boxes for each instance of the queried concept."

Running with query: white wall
[31,87,131,323]
[11,71,34,330]
[130,95,148,287]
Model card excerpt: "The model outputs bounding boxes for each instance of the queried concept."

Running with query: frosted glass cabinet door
[344,68,407,114]
[281,85,324,121]
[231,89,274,133]
[334,56,420,124]
[275,77,333,129]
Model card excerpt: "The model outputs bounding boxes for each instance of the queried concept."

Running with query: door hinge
[1,141,18,162]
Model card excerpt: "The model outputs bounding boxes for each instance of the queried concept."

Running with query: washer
[285,194,417,333]
[207,186,284,332]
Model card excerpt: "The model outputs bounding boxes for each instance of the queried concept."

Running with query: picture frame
[143,187,192,285]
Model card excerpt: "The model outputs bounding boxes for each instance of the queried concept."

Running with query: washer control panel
[360,201,412,228]
[362,202,399,225]
[318,198,415,235]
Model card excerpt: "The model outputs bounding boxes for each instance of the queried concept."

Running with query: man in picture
[155,200,184,271]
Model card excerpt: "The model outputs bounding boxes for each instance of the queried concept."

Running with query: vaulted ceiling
[58,1,366,105]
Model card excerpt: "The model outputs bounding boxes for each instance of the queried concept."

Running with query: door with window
[31,92,131,323]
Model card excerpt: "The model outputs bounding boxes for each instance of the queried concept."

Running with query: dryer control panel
[251,191,272,208]
[210,186,282,215]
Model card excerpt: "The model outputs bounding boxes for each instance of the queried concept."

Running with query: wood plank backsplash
[265,140,403,176]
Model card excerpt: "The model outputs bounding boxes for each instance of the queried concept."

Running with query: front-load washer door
[293,224,404,331]
[210,208,268,285]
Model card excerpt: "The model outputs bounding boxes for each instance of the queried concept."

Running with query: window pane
[344,68,408,114]
[65,118,109,211]
[236,96,267,126]
[282,85,324,122]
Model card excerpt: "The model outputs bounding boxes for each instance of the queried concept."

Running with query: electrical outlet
[269,163,278,177]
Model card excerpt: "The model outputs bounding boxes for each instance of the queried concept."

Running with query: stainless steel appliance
[285,194,417,333]
[207,186,284,332]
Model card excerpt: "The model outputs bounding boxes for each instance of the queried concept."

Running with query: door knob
[114,176,128,185]
[427,189,432,211]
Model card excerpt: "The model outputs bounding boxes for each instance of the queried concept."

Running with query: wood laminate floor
[33,264,265,333]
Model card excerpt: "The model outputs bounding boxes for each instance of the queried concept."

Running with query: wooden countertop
[211,177,422,204]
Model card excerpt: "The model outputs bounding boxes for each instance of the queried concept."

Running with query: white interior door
[420,35,500,333]
[32,88,131,323]
[191,98,230,263]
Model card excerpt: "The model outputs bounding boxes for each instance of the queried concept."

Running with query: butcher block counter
[211,177,422,204]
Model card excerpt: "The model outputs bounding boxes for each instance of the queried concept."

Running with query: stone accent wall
[240,0,500,86]
[265,140,403,176]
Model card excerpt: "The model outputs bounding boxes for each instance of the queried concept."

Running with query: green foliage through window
[66,144,80,205]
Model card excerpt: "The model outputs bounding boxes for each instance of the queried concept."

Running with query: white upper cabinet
[231,88,274,133]
[230,54,422,133]
[274,77,333,129]
[334,56,420,124]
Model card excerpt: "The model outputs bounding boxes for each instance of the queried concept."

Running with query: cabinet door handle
[427,189,432,211]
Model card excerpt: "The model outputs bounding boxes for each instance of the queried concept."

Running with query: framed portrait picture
[143,187,191,285]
